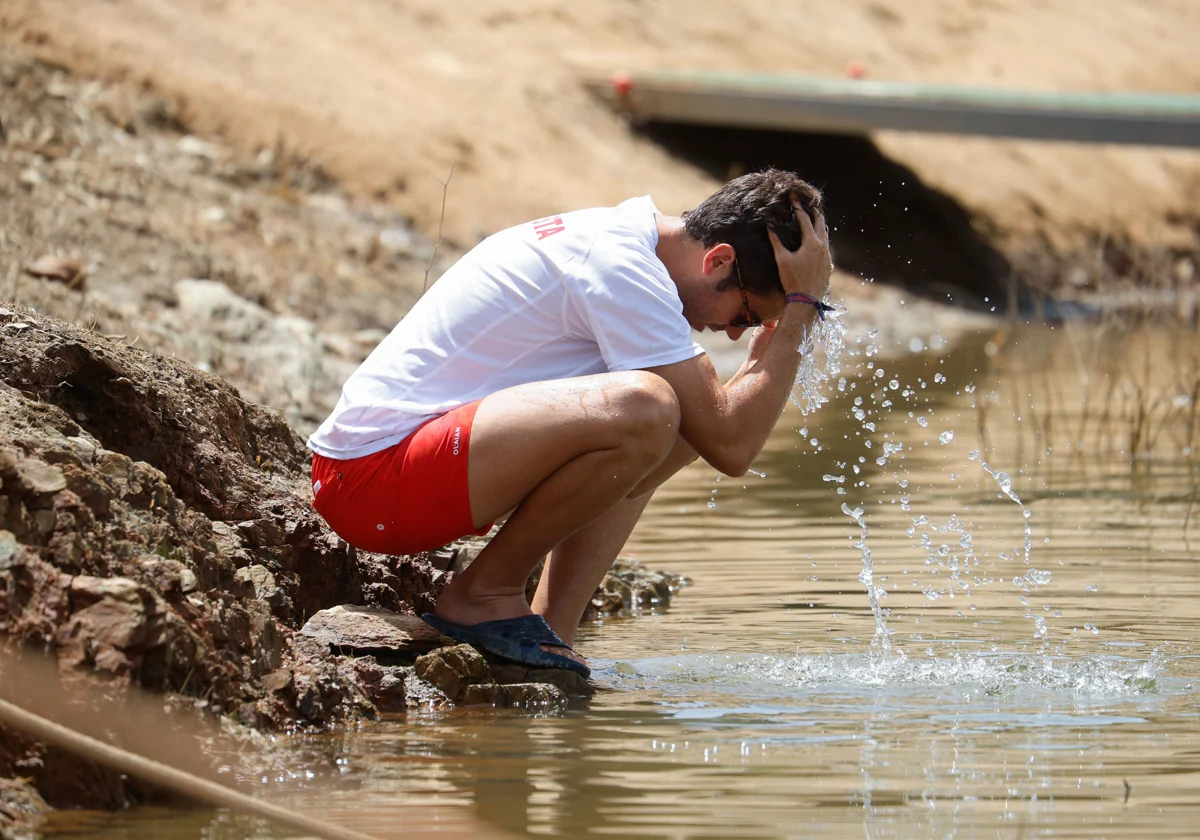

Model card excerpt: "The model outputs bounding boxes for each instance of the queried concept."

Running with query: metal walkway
[587,71,1200,148]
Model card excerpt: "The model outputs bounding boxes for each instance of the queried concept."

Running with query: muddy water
[45,322,1200,838]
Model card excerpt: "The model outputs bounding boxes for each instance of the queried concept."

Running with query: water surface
[46,321,1200,838]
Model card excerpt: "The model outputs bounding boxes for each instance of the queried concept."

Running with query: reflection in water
[50,323,1200,838]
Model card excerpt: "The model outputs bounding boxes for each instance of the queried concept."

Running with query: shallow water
[45,322,1200,838]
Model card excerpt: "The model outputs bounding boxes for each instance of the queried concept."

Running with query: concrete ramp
[587,71,1200,148]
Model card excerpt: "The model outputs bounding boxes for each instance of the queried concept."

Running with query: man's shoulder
[573,199,664,276]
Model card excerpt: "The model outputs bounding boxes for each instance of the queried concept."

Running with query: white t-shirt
[307,196,704,460]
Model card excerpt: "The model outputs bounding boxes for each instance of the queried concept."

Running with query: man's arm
[648,205,832,476]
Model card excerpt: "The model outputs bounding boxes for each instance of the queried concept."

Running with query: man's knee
[618,372,681,454]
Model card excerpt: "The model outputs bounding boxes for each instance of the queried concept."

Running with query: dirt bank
[0,54,692,801]
[0,298,686,813]
[5,0,1198,286]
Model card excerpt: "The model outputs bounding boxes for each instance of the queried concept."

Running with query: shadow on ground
[640,124,1024,312]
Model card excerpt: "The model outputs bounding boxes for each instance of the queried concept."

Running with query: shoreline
[0,38,1196,826]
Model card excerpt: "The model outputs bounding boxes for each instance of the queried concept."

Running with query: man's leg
[432,371,680,661]
[533,435,699,646]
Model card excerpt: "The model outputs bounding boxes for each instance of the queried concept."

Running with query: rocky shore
[0,49,699,823]
[0,303,687,820]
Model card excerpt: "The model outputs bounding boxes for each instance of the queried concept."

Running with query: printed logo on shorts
[313,479,322,495]
[452,426,462,456]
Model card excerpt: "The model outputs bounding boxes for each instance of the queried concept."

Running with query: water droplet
[939,430,955,444]
[917,417,929,427]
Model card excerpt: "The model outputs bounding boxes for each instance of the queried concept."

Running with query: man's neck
[654,214,700,290]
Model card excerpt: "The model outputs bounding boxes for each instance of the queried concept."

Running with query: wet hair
[681,168,823,298]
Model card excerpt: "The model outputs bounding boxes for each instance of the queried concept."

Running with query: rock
[178,568,198,594]
[501,683,567,710]
[12,460,67,498]
[459,683,506,706]
[23,256,85,291]
[413,644,493,702]
[301,605,449,660]
[489,663,593,697]
[440,534,491,573]
[401,673,451,708]
[289,652,375,723]
[55,576,168,678]
[234,518,285,547]
[68,575,144,609]
[260,667,294,696]
[583,558,689,620]
[176,135,218,159]
[174,279,272,339]
[0,449,67,510]
[64,436,97,463]
[233,564,279,601]
[347,657,411,713]
[0,530,23,569]
[0,776,49,839]
[456,681,566,709]
[377,226,420,255]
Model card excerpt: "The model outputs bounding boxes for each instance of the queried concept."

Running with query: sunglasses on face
[730,260,764,329]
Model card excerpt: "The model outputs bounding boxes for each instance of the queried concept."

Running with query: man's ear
[701,243,736,278]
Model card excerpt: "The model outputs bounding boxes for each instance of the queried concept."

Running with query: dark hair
[681,168,823,297]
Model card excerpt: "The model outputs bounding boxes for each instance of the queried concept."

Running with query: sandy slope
[6,0,1200,256]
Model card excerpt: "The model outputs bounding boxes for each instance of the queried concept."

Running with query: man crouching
[308,169,834,678]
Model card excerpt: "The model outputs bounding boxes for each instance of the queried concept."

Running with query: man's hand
[768,199,832,299]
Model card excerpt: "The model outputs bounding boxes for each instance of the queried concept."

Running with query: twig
[423,162,455,294]
[0,697,381,840]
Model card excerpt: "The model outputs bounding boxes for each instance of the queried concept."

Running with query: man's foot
[421,612,590,678]
[431,591,588,671]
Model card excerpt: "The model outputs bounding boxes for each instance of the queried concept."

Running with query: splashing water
[705,647,1166,700]
[908,512,983,605]
[792,307,897,653]
[791,306,847,417]
[968,449,1051,644]
[841,503,891,655]
[968,450,1033,565]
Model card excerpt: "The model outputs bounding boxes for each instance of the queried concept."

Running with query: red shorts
[310,400,493,555]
